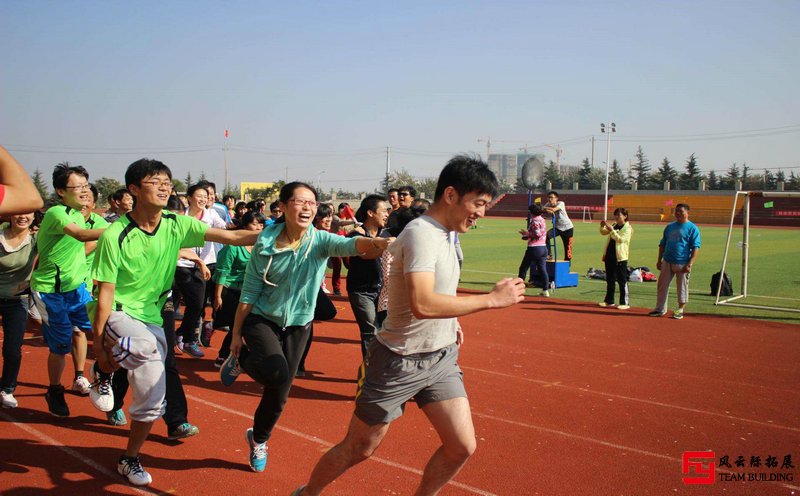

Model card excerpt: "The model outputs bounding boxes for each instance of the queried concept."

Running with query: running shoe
[617,305,631,310]
[0,390,18,409]
[598,302,615,308]
[220,354,241,386]
[539,290,550,297]
[72,375,91,395]
[89,362,115,412]
[673,309,685,320]
[184,342,205,358]
[168,422,199,440]
[107,409,127,426]
[200,321,214,347]
[174,336,184,355]
[214,356,225,368]
[118,455,152,486]
[648,310,667,317]
[245,428,268,472]
[45,385,69,417]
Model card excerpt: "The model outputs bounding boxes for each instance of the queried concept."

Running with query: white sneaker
[118,455,152,486]
[89,363,115,412]
[617,304,631,310]
[72,375,91,395]
[1,390,18,408]
[539,290,550,297]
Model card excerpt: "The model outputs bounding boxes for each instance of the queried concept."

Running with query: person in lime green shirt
[88,158,261,487]
[30,163,106,418]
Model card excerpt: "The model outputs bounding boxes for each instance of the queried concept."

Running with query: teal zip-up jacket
[240,223,359,328]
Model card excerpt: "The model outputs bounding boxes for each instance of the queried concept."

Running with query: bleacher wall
[487,191,800,227]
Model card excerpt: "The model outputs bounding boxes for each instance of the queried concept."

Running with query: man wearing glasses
[30,163,107,418]
[386,185,416,231]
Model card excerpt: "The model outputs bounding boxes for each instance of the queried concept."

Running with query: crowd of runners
[0,144,700,493]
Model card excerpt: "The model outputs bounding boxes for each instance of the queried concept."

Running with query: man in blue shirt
[650,203,701,320]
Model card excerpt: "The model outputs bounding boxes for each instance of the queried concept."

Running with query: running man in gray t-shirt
[293,155,526,496]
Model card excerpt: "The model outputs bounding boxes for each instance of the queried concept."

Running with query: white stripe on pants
[105,311,167,423]
[655,263,690,312]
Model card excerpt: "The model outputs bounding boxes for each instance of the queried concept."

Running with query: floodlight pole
[600,122,616,221]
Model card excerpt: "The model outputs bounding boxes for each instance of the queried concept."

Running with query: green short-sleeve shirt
[89,212,207,326]
[84,212,110,293]
[31,205,89,294]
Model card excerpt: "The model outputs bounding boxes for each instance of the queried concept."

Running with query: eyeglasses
[65,184,90,191]
[287,198,319,207]
[140,180,173,189]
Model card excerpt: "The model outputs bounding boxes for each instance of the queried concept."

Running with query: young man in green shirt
[89,158,261,486]
[30,163,106,418]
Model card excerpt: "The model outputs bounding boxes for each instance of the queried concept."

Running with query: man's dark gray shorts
[354,341,466,425]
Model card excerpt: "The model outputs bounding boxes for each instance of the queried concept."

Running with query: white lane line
[471,411,800,492]
[462,366,800,433]
[186,394,498,496]
[0,411,164,495]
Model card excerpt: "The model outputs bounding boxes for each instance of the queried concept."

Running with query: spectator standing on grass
[543,190,574,261]
[30,163,105,418]
[599,207,633,310]
[0,146,44,216]
[0,212,37,409]
[517,203,550,296]
[292,155,525,496]
[225,182,392,474]
[346,195,390,358]
[649,203,700,320]
[103,188,134,223]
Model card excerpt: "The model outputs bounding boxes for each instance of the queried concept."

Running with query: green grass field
[457,217,800,324]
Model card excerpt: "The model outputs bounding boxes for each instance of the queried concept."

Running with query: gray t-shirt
[376,216,459,355]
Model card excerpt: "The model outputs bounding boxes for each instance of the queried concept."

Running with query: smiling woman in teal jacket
[228,181,393,473]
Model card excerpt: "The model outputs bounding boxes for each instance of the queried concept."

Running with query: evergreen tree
[171,179,186,193]
[776,170,786,189]
[608,159,626,189]
[184,172,193,188]
[629,146,651,189]
[787,171,800,191]
[741,163,754,189]
[541,160,561,189]
[653,157,678,189]
[707,170,720,190]
[763,170,777,190]
[31,169,49,200]
[679,153,701,190]
[198,171,208,182]
[723,162,740,190]
[578,157,595,189]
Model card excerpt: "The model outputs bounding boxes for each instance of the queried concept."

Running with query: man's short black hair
[111,188,130,203]
[546,190,559,198]
[388,187,399,195]
[125,159,172,189]
[433,155,498,201]
[269,200,280,212]
[675,203,691,211]
[355,194,387,222]
[223,194,236,203]
[398,185,417,198]
[52,162,89,190]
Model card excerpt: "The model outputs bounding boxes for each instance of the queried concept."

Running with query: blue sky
[2,1,799,192]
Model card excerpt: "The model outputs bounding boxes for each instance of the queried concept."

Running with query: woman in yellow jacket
[599,207,633,309]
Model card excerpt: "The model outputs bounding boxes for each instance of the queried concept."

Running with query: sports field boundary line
[0,410,165,496]
[463,366,799,433]
[470,411,800,492]
[186,394,499,496]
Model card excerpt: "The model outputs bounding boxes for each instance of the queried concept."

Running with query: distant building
[488,152,543,186]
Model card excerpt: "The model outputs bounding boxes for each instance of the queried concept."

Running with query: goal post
[715,191,800,313]
[581,206,594,223]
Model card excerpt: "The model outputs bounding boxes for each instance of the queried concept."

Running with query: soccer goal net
[715,191,800,313]
[581,206,594,223]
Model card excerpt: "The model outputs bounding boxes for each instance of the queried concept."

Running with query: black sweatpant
[546,227,574,261]
[604,258,629,306]
[240,313,311,444]
[111,297,189,430]
[173,266,207,344]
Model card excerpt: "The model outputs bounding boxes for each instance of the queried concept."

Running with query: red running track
[1,291,798,495]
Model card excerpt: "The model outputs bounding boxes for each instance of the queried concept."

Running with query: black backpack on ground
[710,272,733,297]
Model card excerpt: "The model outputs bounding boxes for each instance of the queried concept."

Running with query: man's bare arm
[0,146,44,215]
[406,272,525,320]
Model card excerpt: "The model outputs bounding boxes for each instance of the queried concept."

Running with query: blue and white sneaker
[245,428,268,472]
[107,409,127,426]
[184,342,205,358]
[220,354,241,386]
